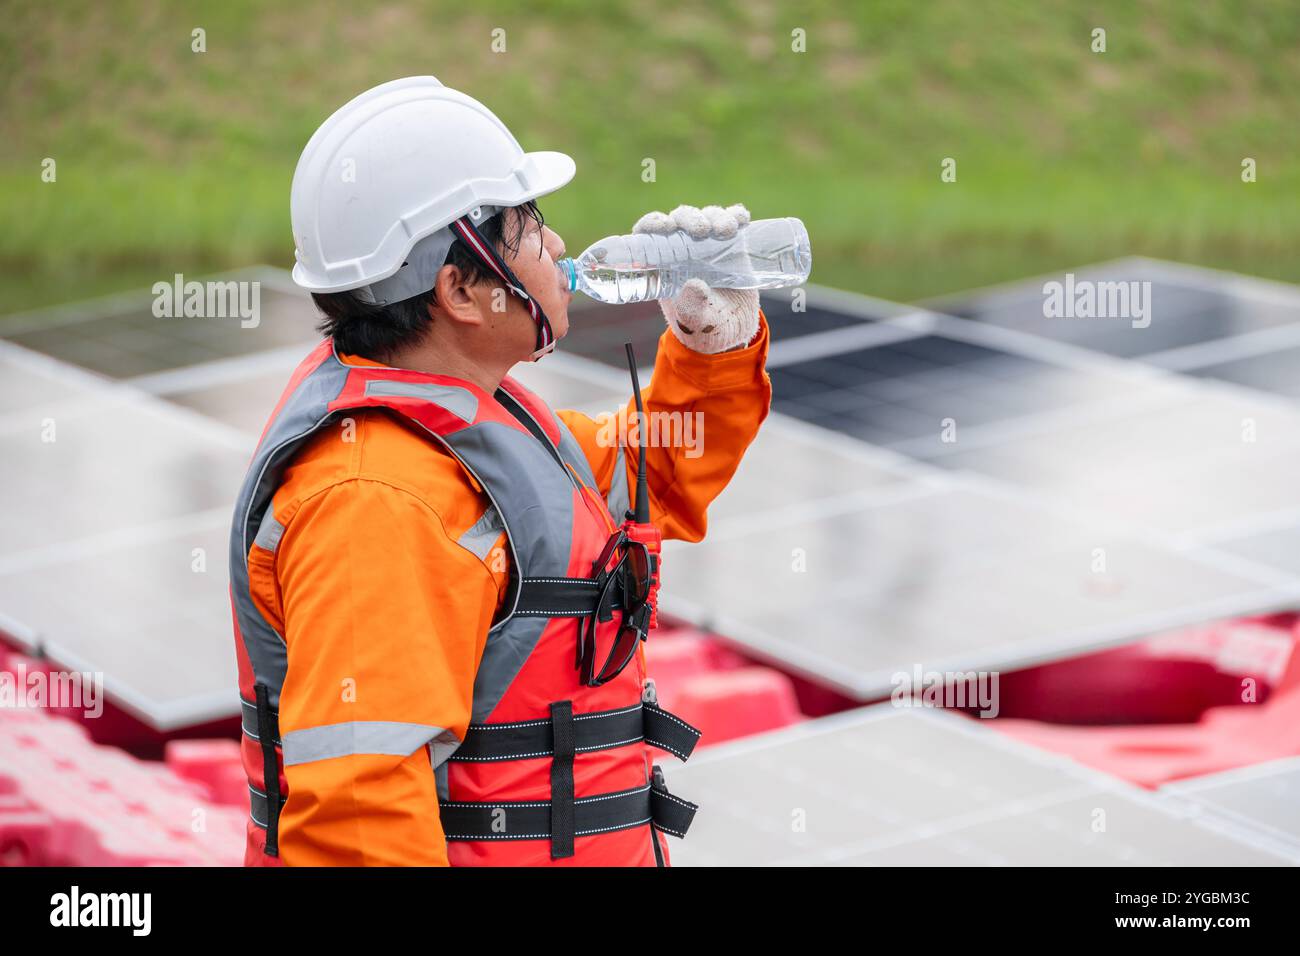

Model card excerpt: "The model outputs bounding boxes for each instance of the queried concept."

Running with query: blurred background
[2,0,1298,309]
[1,1,1299,868]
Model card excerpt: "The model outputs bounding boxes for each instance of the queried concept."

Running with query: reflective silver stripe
[426,729,462,770]
[281,721,455,766]
[253,509,286,553]
[457,506,504,561]
[364,380,478,424]
[606,445,629,522]
[433,759,451,803]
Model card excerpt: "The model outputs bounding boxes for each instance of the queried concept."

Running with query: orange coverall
[245,313,772,865]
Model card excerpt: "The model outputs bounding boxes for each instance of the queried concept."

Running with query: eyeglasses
[577,532,653,687]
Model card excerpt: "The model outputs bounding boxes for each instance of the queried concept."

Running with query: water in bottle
[557,217,811,305]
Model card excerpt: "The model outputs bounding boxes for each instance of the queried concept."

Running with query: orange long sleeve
[557,311,772,542]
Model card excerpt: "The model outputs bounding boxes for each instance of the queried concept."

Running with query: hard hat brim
[519,149,577,199]
[293,148,576,295]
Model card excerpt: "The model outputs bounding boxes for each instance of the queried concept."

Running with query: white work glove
[632,204,761,354]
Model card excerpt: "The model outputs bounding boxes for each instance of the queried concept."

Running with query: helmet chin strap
[449,214,557,362]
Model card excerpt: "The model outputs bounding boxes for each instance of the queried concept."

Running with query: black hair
[311,200,546,363]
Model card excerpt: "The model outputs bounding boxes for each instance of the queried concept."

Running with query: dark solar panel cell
[1189,346,1300,399]
[768,336,1117,447]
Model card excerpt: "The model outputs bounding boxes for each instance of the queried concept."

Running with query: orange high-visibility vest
[230,341,701,865]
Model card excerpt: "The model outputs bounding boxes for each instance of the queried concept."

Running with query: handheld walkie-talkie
[622,343,661,631]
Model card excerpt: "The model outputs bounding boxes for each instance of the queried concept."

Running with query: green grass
[2,0,1298,313]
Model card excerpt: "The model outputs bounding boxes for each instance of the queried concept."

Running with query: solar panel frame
[666,706,1300,866]
[1161,757,1300,854]
[1186,341,1300,399]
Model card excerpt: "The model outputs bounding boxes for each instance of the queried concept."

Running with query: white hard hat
[290,76,575,305]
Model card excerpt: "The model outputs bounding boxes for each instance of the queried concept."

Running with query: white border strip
[1163,755,1300,794]
[0,506,233,577]
[0,338,253,450]
[1144,320,1300,373]
[126,342,313,395]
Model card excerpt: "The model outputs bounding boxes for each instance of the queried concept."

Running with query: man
[229,76,772,866]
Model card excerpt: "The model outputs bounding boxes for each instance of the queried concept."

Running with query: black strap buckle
[650,764,698,839]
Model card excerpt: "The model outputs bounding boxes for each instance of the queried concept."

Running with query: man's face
[495,206,571,352]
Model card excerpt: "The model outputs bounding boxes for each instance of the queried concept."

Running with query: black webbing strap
[549,701,576,859]
[439,774,699,844]
[240,696,279,745]
[451,703,645,762]
[439,782,654,842]
[253,683,282,857]
[513,577,603,617]
[248,785,287,828]
[448,701,700,763]
[643,702,702,762]
[650,765,699,838]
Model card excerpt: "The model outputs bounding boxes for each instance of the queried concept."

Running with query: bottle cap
[556,257,578,293]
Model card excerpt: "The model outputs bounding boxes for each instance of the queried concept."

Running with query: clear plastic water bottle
[557,217,812,304]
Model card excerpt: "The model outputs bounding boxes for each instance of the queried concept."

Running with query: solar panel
[666,706,1299,866]
[659,483,1297,698]
[1208,522,1300,578]
[689,420,918,524]
[512,311,1300,702]
[0,343,251,727]
[0,274,318,379]
[0,514,236,729]
[0,388,247,566]
[0,343,109,417]
[926,258,1300,360]
[928,384,1300,536]
[1161,758,1300,852]
[767,334,1134,449]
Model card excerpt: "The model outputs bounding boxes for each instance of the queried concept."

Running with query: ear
[431,263,488,327]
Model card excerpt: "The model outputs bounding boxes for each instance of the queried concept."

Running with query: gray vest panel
[231,351,606,722]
